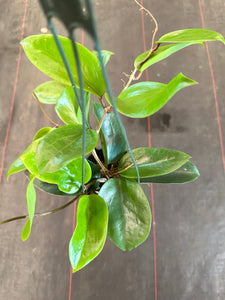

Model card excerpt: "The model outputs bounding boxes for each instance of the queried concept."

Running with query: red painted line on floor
[140,1,157,299]
[0,0,29,183]
[198,0,225,171]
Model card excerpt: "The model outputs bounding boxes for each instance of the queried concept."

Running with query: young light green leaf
[99,178,151,251]
[33,127,53,141]
[25,170,80,196]
[134,42,199,72]
[108,73,197,118]
[140,161,200,184]
[69,194,108,272]
[7,158,26,180]
[21,35,106,97]
[20,138,43,175]
[55,87,79,124]
[39,158,92,194]
[21,177,36,241]
[93,102,126,166]
[20,129,55,175]
[34,80,67,104]
[156,29,225,44]
[22,140,92,193]
[118,147,191,178]
[92,50,114,65]
[36,125,98,174]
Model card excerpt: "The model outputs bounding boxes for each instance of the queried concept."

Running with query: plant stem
[112,163,134,176]
[91,149,109,175]
[122,1,159,91]
[0,195,81,225]
[32,92,59,127]
[96,106,112,135]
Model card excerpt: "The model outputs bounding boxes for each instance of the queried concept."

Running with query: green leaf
[25,170,80,196]
[21,177,36,241]
[39,158,92,194]
[36,125,98,174]
[22,134,92,193]
[92,50,114,65]
[33,127,53,141]
[21,220,32,241]
[108,73,197,118]
[7,158,26,179]
[140,161,200,184]
[156,28,225,44]
[93,102,126,165]
[118,147,191,178]
[99,178,151,251]
[69,194,108,272]
[34,80,67,104]
[21,35,106,97]
[134,43,199,72]
[55,87,79,124]
[20,138,43,175]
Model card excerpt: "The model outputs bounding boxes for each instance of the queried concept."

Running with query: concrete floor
[1,0,225,299]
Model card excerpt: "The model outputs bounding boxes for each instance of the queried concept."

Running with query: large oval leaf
[134,42,199,72]
[156,29,225,44]
[108,73,197,118]
[34,80,66,104]
[118,147,191,178]
[21,35,106,97]
[69,194,108,272]
[35,125,98,174]
[99,178,151,251]
[140,161,200,184]
[93,102,126,165]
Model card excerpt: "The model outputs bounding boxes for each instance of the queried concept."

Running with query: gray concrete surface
[1,0,225,299]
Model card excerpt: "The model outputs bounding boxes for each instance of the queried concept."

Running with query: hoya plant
[2,0,225,273]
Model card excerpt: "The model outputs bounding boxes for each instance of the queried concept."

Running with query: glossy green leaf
[33,127,53,141]
[21,177,36,241]
[156,29,225,44]
[134,42,199,72]
[21,35,106,97]
[7,158,26,179]
[92,50,114,65]
[118,147,191,178]
[93,102,126,165]
[25,170,80,196]
[34,80,66,104]
[36,125,98,174]
[69,194,108,272]
[140,161,200,184]
[55,87,79,124]
[99,178,151,251]
[23,150,91,194]
[39,158,92,194]
[109,73,197,118]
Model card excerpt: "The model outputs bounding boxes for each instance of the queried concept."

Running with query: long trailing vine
[2,0,225,273]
